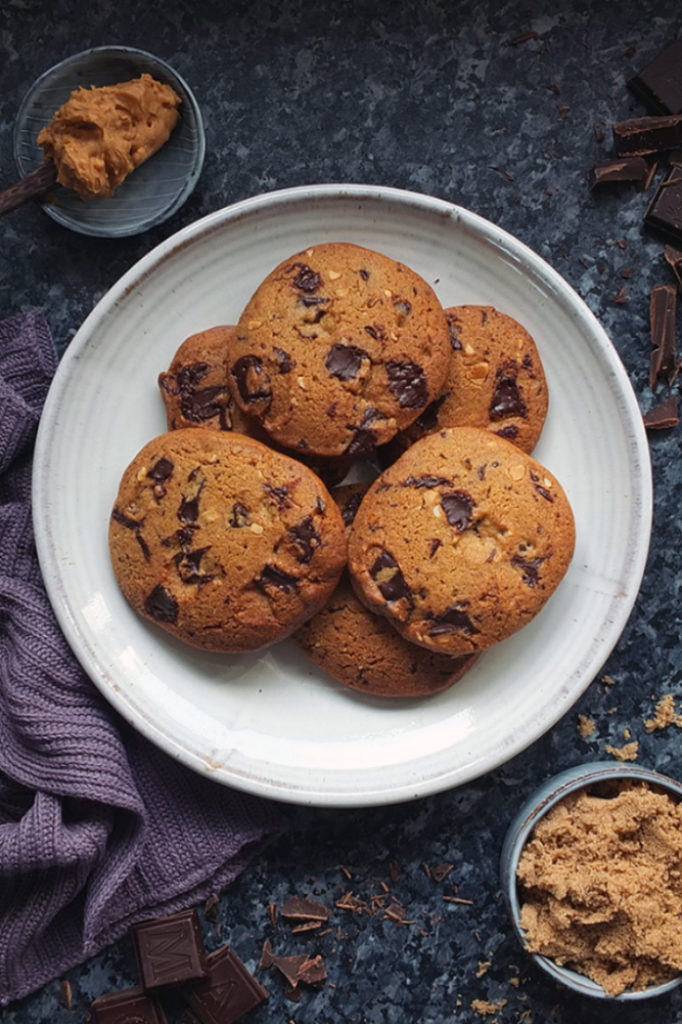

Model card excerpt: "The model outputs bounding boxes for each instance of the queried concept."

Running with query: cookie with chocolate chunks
[348,426,575,655]
[229,242,451,457]
[158,325,266,437]
[294,483,477,697]
[159,326,350,488]
[385,305,548,460]
[109,429,346,652]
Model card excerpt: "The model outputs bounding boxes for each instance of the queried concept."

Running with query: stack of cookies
[109,242,575,698]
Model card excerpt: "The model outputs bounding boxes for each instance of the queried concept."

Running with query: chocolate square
[91,986,167,1024]
[132,908,208,990]
[183,946,268,1024]
[628,39,682,116]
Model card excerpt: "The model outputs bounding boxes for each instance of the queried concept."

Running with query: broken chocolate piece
[259,940,326,992]
[645,167,682,242]
[664,243,682,288]
[132,908,208,990]
[182,946,268,1024]
[280,896,331,922]
[588,156,652,189]
[91,986,167,1024]
[643,394,679,429]
[649,283,678,389]
[627,39,682,115]
[613,114,682,155]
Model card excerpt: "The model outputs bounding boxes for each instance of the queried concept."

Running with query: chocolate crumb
[643,394,679,429]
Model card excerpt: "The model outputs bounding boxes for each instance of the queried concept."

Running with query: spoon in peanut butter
[1,73,181,217]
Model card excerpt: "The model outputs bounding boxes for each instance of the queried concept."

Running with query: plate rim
[32,183,653,806]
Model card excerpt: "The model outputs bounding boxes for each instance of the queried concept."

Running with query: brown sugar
[517,781,682,996]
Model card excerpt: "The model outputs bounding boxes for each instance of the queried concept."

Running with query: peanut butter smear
[517,782,682,996]
[36,73,181,199]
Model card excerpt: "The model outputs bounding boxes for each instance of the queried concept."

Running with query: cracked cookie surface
[228,242,451,457]
[109,428,346,652]
[347,426,575,654]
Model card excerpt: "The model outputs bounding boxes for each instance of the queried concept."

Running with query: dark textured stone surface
[2,1,682,1022]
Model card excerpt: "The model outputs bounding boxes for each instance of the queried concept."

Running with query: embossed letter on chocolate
[182,946,269,1024]
[132,908,208,990]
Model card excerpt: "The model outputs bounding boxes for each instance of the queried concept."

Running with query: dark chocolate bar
[132,908,208,990]
[627,39,682,116]
[644,166,682,242]
[91,986,167,1024]
[613,114,682,155]
[183,945,268,1024]
[648,283,678,390]
[587,156,651,189]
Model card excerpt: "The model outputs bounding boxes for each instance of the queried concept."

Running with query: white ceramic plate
[33,185,652,807]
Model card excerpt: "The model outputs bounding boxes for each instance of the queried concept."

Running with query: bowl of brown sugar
[501,762,682,1000]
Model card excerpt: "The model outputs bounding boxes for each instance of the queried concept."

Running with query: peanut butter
[517,781,682,996]
[37,73,181,199]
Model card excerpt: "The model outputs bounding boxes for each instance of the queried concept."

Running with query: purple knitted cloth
[0,309,286,1007]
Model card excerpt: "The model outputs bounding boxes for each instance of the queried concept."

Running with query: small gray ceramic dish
[13,46,205,237]
[501,761,682,1001]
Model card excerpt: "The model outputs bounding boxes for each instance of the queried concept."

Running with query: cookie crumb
[471,998,507,1018]
[577,714,595,738]
[605,740,639,761]
[645,693,682,733]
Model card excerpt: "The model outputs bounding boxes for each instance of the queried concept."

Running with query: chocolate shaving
[280,896,331,922]
[649,283,678,389]
[664,244,682,289]
[587,156,652,189]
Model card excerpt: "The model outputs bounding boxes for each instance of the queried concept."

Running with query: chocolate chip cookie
[109,428,346,652]
[158,325,266,437]
[228,242,451,457]
[294,484,477,698]
[159,326,351,488]
[348,426,575,654]
[385,305,548,458]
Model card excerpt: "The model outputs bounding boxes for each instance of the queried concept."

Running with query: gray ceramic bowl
[13,46,205,237]
[500,761,682,1000]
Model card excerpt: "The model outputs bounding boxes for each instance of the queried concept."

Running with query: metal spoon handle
[0,158,57,216]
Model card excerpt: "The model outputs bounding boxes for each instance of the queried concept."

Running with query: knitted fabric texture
[0,309,285,1007]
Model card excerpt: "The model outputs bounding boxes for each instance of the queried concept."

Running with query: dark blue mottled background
[2,1,681,1021]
